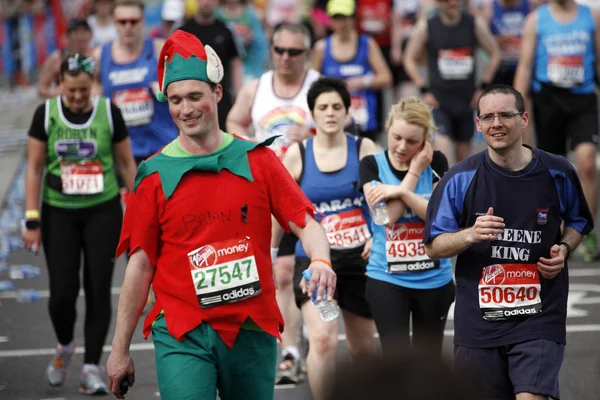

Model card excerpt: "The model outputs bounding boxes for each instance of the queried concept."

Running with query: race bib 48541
[320,209,371,250]
[478,263,542,321]
[188,237,261,308]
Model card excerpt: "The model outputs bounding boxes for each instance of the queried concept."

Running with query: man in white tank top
[227,22,320,159]
[226,22,319,385]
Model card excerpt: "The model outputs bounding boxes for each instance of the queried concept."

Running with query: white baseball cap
[161,0,185,22]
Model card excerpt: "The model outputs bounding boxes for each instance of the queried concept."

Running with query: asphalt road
[0,150,599,400]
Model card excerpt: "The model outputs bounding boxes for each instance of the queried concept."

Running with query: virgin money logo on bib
[55,140,97,159]
[321,214,342,233]
[189,245,218,268]
[387,224,408,241]
[483,264,506,285]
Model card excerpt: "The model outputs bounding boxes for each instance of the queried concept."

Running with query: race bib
[386,221,439,273]
[547,55,584,88]
[437,48,474,80]
[188,237,261,308]
[320,209,371,250]
[350,95,369,128]
[478,264,542,321]
[113,88,154,127]
[60,161,104,195]
[498,35,522,64]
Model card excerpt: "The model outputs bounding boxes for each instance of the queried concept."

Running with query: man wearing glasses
[424,84,593,400]
[93,0,177,166]
[227,22,320,385]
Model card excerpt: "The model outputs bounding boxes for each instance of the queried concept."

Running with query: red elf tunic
[116,136,315,347]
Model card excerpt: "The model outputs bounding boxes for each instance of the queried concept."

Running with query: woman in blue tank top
[359,97,455,356]
[274,77,379,400]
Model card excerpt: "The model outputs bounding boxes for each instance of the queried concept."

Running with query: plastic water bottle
[370,181,389,226]
[9,264,40,280]
[0,280,14,292]
[7,236,22,250]
[302,270,340,322]
[16,289,42,303]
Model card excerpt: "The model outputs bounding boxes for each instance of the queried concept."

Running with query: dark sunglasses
[273,46,305,57]
[116,18,141,26]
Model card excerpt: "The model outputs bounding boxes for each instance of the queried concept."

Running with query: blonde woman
[359,96,454,356]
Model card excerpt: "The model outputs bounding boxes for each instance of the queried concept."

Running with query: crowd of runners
[13,0,599,399]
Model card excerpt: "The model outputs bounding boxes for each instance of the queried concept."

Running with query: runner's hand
[345,76,366,91]
[537,244,566,280]
[22,228,41,255]
[361,238,373,261]
[107,351,135,399]
[469,207,505,244]
[301,260,336,301]
[366,184,403,205]
[287,124,311,143]
[409,141,434,176]
[423,92,439,109]
[470,89,483,110]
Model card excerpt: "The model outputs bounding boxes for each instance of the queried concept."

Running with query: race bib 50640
[478,263,542,321]
[188,237,261,308]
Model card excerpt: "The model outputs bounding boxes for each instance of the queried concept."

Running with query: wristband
[311,258,332,268]
[362,74,374,88]
[407,171,420,179]
[419,86,429,95]
[559,241,572,260]
[270,247,279,264]
[25,209,40,220]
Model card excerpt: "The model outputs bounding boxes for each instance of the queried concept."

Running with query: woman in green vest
[22,53,136,395]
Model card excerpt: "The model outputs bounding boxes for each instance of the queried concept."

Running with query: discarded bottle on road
[0,280,14,292]
[16,289,42,303]
[302,269,340,322]
[9,264,40,280]
[369,181,389,226]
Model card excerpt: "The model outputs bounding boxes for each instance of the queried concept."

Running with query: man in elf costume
[105,30,336,400]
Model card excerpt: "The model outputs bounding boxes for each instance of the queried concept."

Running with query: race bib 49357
[478,263,542,321]
[188,237,261,308]
[386,221,439,273]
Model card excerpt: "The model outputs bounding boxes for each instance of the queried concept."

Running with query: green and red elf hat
[155,30,225,102]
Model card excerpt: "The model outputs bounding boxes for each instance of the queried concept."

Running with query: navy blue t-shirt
[424,146,593,348]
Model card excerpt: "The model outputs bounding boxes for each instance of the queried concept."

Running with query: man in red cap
[105,30,336,400]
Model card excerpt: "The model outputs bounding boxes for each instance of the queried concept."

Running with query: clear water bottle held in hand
[16,289,42,303]
[302,269,340,322]
[370,181,389,226]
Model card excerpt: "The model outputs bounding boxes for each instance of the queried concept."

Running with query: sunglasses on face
[273,46,305,57]
[116,18,141,26]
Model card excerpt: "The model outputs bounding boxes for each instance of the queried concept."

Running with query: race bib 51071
[60,160,104,195]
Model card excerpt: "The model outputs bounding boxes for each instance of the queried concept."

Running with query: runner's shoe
[79,365,108,395]
[46,344,75,386]
[577,230,598,263]
[275,352,302,384]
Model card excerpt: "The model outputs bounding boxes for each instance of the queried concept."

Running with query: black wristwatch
[559,241,572,260]
[25,219,41,230]
[420,86,430,95]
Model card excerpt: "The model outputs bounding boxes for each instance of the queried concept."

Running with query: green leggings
[152,317,277,400]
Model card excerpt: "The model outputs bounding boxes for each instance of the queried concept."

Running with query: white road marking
[570,269,600,277]
[0,287,121,299]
